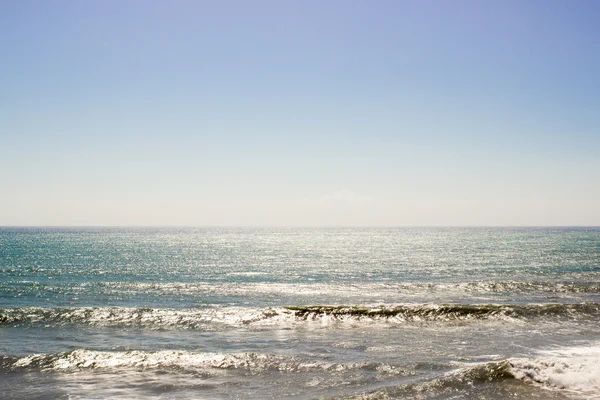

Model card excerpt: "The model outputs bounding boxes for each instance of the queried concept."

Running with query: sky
[1,0,599,226]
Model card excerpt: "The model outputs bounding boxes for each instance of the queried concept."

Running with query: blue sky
[1,0,599,226]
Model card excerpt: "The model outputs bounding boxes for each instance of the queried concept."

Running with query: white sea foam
[510,343,600,398]
[13,349,291,372]
[2,302,598,330]
[11,349,411,376]
[0,306,297,329]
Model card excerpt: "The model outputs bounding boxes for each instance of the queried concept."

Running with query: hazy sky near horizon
[1,0,599,226]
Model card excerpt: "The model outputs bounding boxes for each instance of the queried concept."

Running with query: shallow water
[1,227,599,399]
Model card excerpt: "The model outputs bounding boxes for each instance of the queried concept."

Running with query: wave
[286,303,600,321]
[453,280,600,294]
[3,280,599,300]
[0,306,288,329]
[2,302,599,329]
[340,354,600,399]
[450,347,600,399]
[510,344,600,397]
[1,349,413,377]
[3,346,600,398]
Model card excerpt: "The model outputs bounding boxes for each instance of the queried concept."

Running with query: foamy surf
[509,344,600,398]
[336,357,598,400]
[5,349,413,377]
[2,302,598,330]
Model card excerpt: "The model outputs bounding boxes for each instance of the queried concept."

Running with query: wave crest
[2,302,599,329]
[6,349,412,376]
[285,303,600,321]
[509,345,600,395]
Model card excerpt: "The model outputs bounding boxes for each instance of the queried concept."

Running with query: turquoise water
[1,227,599,399]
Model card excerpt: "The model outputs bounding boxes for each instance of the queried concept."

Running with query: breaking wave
[3,346,600,398]
[338,343,600,400]
[2,349,413,377]
[341,357,600,399]
[509,344,600,397]
[0,306,287,329]
[286,302,600,321]
[1,302,599,329]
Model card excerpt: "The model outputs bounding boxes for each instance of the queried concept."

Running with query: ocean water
[1,227,599,399]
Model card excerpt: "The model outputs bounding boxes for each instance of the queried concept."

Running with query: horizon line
[0,225,598,229]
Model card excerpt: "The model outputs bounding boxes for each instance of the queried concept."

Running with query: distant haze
[1,1,599,226]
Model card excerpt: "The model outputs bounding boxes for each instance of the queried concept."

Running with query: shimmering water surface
[1,227,599,399]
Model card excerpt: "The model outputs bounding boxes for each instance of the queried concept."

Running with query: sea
[1,227,599,399]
